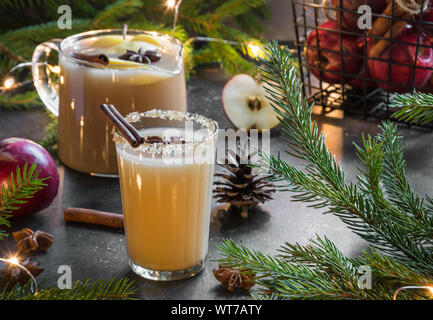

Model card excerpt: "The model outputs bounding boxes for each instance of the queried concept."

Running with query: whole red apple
[420,3,433,31]
[306,21,363,84]
[348,68,377,91]
[368,25,433,93]
[331,0,388,31]
[0,138,59,217]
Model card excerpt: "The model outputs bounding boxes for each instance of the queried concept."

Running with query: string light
[47,64,60,74]
[7,257,19,265]
[166,0,176,8]
[3,77,15,89]
[165,0,183,30]
[0,256,38,294]
[393,286,433,300]
[247,42,265,59]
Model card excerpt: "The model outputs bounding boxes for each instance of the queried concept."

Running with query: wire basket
[290,0,433,123]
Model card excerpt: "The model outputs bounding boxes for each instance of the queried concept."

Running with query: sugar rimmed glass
[113,109,218,281]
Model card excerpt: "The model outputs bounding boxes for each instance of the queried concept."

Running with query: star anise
[118,47,161,64]
[0,258,44,286]
[13,228,54,254]
[213,265,255,291]
[145,136,185,144]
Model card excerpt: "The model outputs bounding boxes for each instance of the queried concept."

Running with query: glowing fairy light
[3,77,15,89]
[0,256,38,294]
[166,0,176,8]
[7,257,19,265]
[247,42,265,59]
[47,64,60,74]
[393,286,433,300]
[165,0,183,30]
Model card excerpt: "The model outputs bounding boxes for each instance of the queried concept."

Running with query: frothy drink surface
[58,34,187,175]
[117,128,215,271]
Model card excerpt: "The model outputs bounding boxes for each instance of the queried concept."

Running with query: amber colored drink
[114,111,218,280]
[58,32,186,176]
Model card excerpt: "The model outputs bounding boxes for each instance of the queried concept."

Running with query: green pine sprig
[216,41,433,300]
[0,162,47,239]
[390,91,433,125]
[1,278,136,300]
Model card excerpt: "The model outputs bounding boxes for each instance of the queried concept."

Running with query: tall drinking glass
[113,109,218,280]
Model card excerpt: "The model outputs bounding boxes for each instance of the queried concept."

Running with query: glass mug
[32,29,187,176]
[113,110,218,280]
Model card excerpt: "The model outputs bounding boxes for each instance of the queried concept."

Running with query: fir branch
[216,41,433,300]
[209,0,268,23]
[1,278,136,300]
[259,42,433,264]
[0,91,43,110]
[217,238,394,300]
[390,91,433,125]
[0,162,47,239]
[378,122,433,241]
[0,162,47,216]
[0,19,93,59]
[93,0,143,27]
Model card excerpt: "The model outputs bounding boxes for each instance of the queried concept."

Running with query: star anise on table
[118,47,161,64]
[13,228,54,254]
[0,258,44,286]
[213,265,255,291]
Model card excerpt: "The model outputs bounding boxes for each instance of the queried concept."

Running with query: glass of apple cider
[32,29,186,176]
[113,109,218,281]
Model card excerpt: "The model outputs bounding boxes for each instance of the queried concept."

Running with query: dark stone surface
[1,75,433,299]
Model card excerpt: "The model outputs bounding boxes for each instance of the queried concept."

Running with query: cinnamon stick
[64,207,124,229]
[368,2,407,37]
[369,15,411,58]
[72,52,109,65]
[100,104,143,148]
[106,104,144,145]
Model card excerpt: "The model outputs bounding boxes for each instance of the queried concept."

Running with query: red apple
[348,68,377,90]
[421,74,433,93]
[368,25,433,93]
[222,74,280,130]
[0,138,59,217]
[305,21,363,84]
[420,3,433,31]
[331,0,388,31]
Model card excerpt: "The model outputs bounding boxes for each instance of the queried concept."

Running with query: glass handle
[32,39,62,116]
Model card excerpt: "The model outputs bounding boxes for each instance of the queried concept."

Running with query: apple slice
[108,40,159,55]
[131,34,161,46]
[107,57,145,68]
[92,35,124,49]
[222,74,279,130]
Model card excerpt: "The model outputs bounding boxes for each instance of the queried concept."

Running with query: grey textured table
[1,75,432,300]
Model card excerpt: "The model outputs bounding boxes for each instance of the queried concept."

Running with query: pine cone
[214,147,276,218]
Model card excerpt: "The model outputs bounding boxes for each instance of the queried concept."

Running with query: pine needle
[1,278,136,300]
[216,41,433,300]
